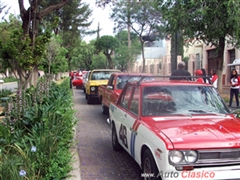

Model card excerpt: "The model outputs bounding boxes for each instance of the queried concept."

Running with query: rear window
[91,71,116,80]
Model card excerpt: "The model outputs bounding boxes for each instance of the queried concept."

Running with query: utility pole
[127,0,132,72]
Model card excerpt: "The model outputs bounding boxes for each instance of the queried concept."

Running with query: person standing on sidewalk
[210,69,218,89]
[229,69,240,108]
[170,61,191,80]
[201,68,212,84]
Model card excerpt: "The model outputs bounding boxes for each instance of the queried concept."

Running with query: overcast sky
[1,0,114,41]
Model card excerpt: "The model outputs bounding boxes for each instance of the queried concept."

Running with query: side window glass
[120,86,133,109]
[129,88,139,115]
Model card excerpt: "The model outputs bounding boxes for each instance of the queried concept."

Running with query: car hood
[145,115,240,149]
[89,80,109,86]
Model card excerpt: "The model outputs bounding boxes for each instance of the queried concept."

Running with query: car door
[118,86,140,158]
[105,75,114,107]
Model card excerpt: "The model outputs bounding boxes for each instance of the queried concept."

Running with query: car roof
[91,69,121,72]
[112,72,152,76]
[127,75,213,87]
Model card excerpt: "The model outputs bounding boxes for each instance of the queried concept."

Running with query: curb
[68,126,81,180]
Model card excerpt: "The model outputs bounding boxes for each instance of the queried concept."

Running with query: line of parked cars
[76,69,240,180]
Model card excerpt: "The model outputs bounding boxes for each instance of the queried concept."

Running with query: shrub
[0,78,77,179]
[2,77,18,83]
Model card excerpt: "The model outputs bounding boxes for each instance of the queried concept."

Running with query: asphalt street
[73,88,143,180]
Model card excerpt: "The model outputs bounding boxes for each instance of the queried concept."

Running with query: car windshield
[142,85,230,116]
[91,71,115,80]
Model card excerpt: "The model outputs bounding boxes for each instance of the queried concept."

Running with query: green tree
[0,15,51,90]
[39,35,68,75]
[0,14,15,77]
[160,0,240,93]
[40,0,94,71]
[95,35,118,69]
[1,0,73,90]
[71,40,96,70]
[111,0,163,72]
[91,52,108,69]
[115,30,141,71]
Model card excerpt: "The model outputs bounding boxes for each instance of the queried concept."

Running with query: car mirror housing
[107,85,113,90]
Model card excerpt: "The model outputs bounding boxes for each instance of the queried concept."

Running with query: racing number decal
[119,124,128,149]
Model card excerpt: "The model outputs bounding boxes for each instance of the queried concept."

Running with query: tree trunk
[106,54,114,69]
[31,67,39,87]
[216,37,225,94]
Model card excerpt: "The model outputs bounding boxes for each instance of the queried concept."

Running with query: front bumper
[162,166,240,180]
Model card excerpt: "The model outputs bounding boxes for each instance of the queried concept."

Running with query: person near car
[195,69,204,83]
[170,61,191,80]
[201,68,212,84]
[210,69,218,89]
[229,69,240,107]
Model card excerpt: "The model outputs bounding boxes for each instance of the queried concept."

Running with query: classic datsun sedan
[108,76,240,180]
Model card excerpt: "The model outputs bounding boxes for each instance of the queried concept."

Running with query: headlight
[185,150,198,163]
[169,150,183,164]
[90,87,95,91]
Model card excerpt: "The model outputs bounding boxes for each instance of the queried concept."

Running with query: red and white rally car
[108,76,240,180]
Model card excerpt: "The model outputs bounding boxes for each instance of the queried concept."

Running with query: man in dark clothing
[170,61,191,80]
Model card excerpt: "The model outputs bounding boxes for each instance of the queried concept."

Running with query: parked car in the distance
[98,73,151,114]
[85,69,121,104]
[72,71,84,89]
[109,76,240,180]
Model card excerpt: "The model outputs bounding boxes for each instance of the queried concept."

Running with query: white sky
[1,0,114,41]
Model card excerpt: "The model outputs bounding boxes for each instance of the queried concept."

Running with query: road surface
[73,88,143,180]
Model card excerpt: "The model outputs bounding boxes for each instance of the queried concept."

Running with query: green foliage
[0,89,12,99]
[41,0,94,71]
[111,0,163,72]
[159,0,240,91]
[71,40,96,70]
[91,52,108,69]
[2,76,17,83]
[39,35,68,74]
[114,30,141,71]
[0,78,77,179]
[160,0,240,47]
[95,35,119,68]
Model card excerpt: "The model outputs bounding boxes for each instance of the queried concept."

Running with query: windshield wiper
[188,110,212,113]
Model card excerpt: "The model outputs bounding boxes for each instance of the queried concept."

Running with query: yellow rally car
[85,69,121,104]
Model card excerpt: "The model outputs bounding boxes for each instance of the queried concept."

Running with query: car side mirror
[107,85,113,90]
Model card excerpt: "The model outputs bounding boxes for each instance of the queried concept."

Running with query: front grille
[194,149,240,167]
[199,150,240,160]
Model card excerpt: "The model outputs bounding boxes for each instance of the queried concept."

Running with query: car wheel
[102,104,109,115]
[112,124,122,151]
[87,96,92,104]
[142,149,161,180]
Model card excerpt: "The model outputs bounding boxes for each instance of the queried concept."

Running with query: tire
[142,149,161,180]
[112,124,122,151]
[102,104,109,115]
